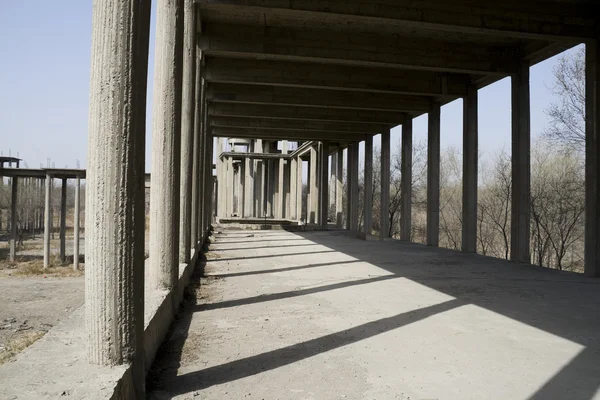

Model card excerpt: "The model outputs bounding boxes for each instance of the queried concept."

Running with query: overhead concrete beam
[208,83,433,113]
[197,1,597,40]
[208,102,404,125]
[200,23,519,75]
[211,126,368,142]
[209,116,388,134]
[204,58,470,97]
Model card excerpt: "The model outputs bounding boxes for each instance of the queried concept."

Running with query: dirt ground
[0,235,84,365]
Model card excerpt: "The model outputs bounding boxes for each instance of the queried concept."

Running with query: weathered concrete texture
[462,85,478,253]
[147,230,600,400]
[150,0,184,290]
[427,103,441,247]
[0,258,198,400]
[400,121,412,241]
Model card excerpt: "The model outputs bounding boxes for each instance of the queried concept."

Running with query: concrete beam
[510,62,531,263]
[585,39,600,277]
[462,86,478,253]
[427,103,441,247]
[211,126,368,142]
[200,23,520,75]
[208,102,405,125]
[209,116,388,134]
[208,83,433,113]
[204,57,470,97]
[197,1,597,41]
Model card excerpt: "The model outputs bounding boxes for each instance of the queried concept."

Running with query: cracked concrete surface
[147,230,600,400]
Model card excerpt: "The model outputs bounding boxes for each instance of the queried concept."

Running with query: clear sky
[0,2,583,171]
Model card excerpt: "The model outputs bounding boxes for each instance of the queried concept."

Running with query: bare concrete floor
[147,230,600,400]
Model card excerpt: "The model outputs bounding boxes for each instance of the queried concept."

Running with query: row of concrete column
[85,1,214,397]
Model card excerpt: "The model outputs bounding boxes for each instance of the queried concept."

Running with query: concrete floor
[147,230,600,400]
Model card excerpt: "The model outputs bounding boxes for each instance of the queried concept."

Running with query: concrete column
[203,132,213,233]
[319,141,329,227]
[346,147,352,230]
[60,178,67,263]
[427,103,441,247]
[178,0,196,263]
[73,176,80,271]
[277,158,285,218]
[309,146,319,224]
[244,157,254,217]
[43,174,51,268]
[350,143,360,232]
[290,158,298,220]
[364,136,373,236]
[85,0,150,396]
[330,152,337,210]
[226,156,234,217]
[400,120,413,241]
[216,138,224,219]
[336,148,344,228]
[380,129,391,239]
[462,85,478,253]
[9,176,18,262]
[585,40,600,277]
[296,158,303,221]
[149,0,184,290]
[511,61,531,263]
[190,54,202,245]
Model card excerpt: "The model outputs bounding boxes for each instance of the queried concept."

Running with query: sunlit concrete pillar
[400,119,413,241]
[462,85,478,253]
[296,157,303,221]
[59,178,67,263]
[427,103,441,247]
[178,0,196,263]
[364,136,373,236]
[43,174,51,268]
[85,0,150,396]
[190,59,203,245]
[290,158,298,220]
[346,147,352,230]
[216,138,224,219]
[585,39,600,277]
[149,0,184,290]
[330,152,337,210]
[309,146,319,224]
[226,156,234,217]
[511,61,531,263]
[380,128,391,239]
[9,176,18,262]
[336,148,344,228]
[73,176,80,271]
[277,158,285,218]
[244,157,254,218]
[348,143,360,232]
[319,141,329,227]
[203,132,213,234]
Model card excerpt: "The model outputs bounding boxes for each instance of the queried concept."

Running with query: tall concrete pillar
[149,0,184,290]
[244,157,254,218]
[9,176,18,262]
[346,147,352,230]
[309,146,319,224]
[319,141,329,227]
[204,132,213,233]
[216,138,224,219]
[336,148,344,228]
[43,174,51,268]
[364,136,373,236]
[380,129,391,239]
[290,158,298,220]
[350,143,360,232]
[59,178,67,263]
[585,40,599,277]
[296,157,303,221]
[462,85,479,253]
[427,103,441,247]
[400,120,413,241]
[226,156,234,217]
[178,0,196,263]
[510,61,531,263]
[190,56,203,245]
[277,158,285,218]
[330,152,337,210]
[85,0,150,396]
[73,176,80,271]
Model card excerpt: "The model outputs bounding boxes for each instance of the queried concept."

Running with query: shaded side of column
[427,103,441,247]
[364,136,373,236]
[400,120,413,241]
[462,85,478,253]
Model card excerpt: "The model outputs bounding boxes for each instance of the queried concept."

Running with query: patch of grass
[12,260,84,277]
[0,330,46,365]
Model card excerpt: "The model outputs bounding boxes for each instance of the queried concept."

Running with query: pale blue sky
[0,2,582,171]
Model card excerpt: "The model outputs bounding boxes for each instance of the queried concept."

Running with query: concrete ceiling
[196,0,599,144]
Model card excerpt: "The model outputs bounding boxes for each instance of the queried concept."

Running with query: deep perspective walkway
[147,230,600,400]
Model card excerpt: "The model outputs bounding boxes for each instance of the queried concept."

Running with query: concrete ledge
[0,246,203,399]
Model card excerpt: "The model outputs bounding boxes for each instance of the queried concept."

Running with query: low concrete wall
[0,241,205,400]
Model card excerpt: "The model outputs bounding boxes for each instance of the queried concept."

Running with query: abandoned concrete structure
[0,0,599,398]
